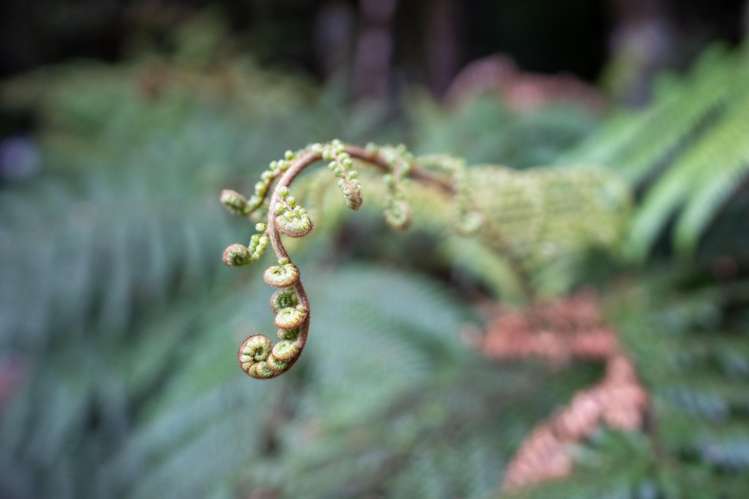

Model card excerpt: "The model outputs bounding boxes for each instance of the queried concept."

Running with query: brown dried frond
[502,354,648,492]
[468,292,649,493]
[478,291,619,365]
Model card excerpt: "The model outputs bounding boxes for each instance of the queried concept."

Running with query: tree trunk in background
[607,0,676,105]
[314,1,355,81]
[352,0,397,102]
[425,0,460,98]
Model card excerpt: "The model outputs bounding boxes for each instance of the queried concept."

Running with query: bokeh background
[2,1,749,498]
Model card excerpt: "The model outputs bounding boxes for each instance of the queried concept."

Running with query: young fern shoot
[220,140,453,379]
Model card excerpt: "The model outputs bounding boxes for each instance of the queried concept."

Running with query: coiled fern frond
[220,141,453,379]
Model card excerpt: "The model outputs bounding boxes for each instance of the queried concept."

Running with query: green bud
[248,361,274,379]
[263,262,300,287]
[240,334,272,362]
[275,305,308,329]
[270,287,299,312]
[222,243,252,266]
[266,354,288,374]
[385,200,411,230]
[277,209,313,237]
[277,327,300,341]
[220,189,248,216]
[272,340,301,362]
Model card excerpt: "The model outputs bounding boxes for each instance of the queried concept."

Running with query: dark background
[1,0,746,93]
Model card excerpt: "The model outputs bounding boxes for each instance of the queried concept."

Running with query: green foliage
[562,44,749,261]
[615,277,749,497]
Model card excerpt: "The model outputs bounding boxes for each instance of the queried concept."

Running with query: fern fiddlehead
[221,141,453,379]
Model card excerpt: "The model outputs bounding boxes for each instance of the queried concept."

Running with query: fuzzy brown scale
[221,141,453,379]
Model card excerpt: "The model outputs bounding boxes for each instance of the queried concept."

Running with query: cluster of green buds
[379,145,413,230]
[313,139,362,210]
[248,222,270,258]
[274,186,313,237]
[221,221,269,266]
[219,189,251,216]
[222,243,252,266]
[245,150,298,218]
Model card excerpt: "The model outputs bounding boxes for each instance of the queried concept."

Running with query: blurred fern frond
[299,161,630,301]
[561,45,749,261]
[95,264,575,499]
[231,268,601,499]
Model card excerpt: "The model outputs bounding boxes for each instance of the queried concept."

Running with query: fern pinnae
[628,89,749,260]
[672,92,749,255]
